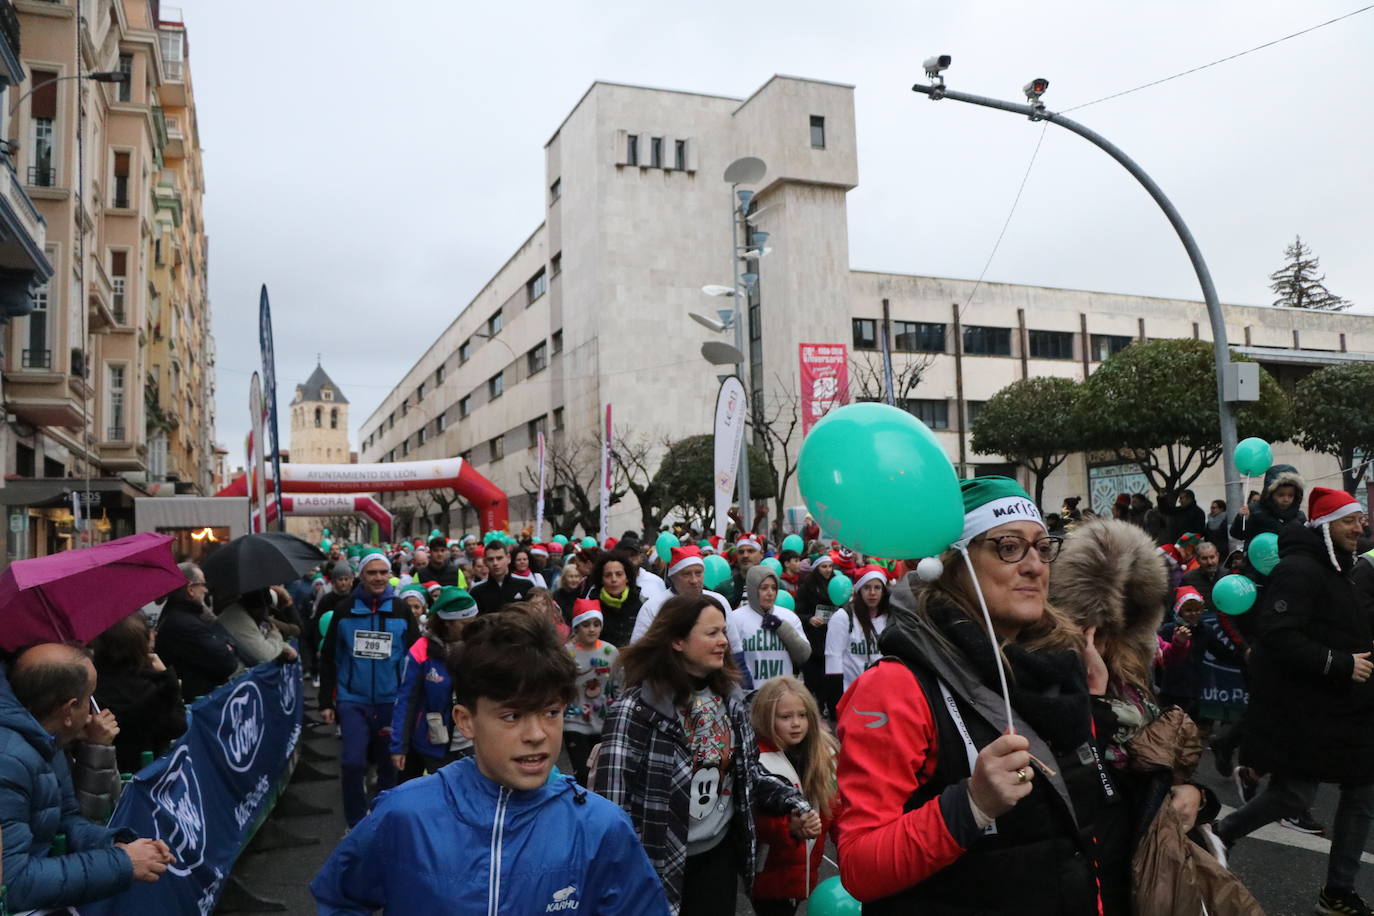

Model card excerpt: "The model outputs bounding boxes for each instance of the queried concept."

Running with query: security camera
[923,55,952,78]
[1023,78,1049,102]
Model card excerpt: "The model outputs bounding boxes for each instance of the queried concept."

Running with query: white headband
[955,497,1045,548]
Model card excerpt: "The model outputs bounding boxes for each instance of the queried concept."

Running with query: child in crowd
[562,598,619,785]
[750,676,834,916]
[389,586,477,782]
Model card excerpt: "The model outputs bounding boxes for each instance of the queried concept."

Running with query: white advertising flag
[713,376,748,538]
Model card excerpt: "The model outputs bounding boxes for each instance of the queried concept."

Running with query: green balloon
[1213,574,1257,615]
[1234,437,1273,477]
[775,590,796,611]
[320,538,332,550]
[703,554,732,590]
[322,528,331,537]
[828,573,853,607]
[1248,531,1280,575]
[799,403,962,559]
[782,534,805,554]
[655,531,679,564]
[762,557,783,576]
[808,876,862,916]
[581,536,598,548]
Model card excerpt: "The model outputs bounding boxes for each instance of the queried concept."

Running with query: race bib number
[353,629,393,659]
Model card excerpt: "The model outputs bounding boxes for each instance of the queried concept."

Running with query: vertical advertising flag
[535,431,547,539]
[799,343,850,435]
[258,286,285,531]
[713,376,747,538]
[598,405,612,546]
[248,374,268,534]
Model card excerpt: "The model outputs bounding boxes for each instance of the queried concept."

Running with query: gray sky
[190,0,1374,467]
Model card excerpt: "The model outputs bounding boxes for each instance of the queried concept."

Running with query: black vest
[862,655,1120,916]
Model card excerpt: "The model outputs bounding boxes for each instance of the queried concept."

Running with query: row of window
[855,397,983,431]
[383,408,565,465]
[851,319,1134,361]
[626,135,688,170]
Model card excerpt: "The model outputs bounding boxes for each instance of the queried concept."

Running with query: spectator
[1205,499,1230,555]
[510,545,548,589]
[582,549,643,648]
[91,614,188,774]
[1184,541,1224,609]
[1160,488,1207,545]
[722,534,765,608]
[1128,493,1153,529]
[733,565,809,690]
[551,561,585,625]
[1,644,174,910]
[469,542,530,614]
[421,536,461,588]
[218,588,298,667]
[154,562,242,703]
[562,599,620,786]
[795,554,837,711]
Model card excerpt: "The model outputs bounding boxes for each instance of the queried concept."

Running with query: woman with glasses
[833,476,1127,915]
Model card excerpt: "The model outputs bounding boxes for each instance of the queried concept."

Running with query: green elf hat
[953,476,1045,549]
[399,583,429,604]
[431,586,478,620]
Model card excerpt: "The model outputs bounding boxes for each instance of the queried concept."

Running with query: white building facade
[361,75,1374,537]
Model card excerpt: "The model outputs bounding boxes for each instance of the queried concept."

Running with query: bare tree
[613,431,668,536]
[428,488,462,536]
[846,350,933,404]
[521,433,625,538]
[753,373,805,536]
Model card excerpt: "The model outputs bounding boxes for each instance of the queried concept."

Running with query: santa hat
[604,537,619,550]
[829,549,857,572]
[471,545,486,558]
[571,598,604,628]
[735,533,762,551]
[1173,585,1205,614]
[424,580,441,595]
[1157,544,1183,568]
[853,565,890,592]
[1308,487,1362,528]
[668,545,705,577]
[531,544,549,558]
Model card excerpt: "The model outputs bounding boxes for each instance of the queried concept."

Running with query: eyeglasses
[975,534,1064,564]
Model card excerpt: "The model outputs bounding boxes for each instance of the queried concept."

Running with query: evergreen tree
[1269,235,1351,311]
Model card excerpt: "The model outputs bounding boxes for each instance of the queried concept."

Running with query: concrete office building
[361,74,1374,538]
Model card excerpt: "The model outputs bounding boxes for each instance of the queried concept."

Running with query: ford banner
[78,660,303,915]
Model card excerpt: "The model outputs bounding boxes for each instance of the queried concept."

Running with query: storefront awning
[0,477,151,510]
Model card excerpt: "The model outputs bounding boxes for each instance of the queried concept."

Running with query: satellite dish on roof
[701,341,744,366]
[722,156,766,185]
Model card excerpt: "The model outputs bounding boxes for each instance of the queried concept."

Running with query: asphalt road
[233,687,1372,915]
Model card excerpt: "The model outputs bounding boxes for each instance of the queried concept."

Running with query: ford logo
[151,745,206,877]
[280,662,299,716]
[217,681,265,773]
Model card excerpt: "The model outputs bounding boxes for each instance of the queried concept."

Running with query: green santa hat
[431,586,478,621]
[953,476,1045,548]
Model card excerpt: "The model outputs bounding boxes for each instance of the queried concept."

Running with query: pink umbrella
[0,532,184,651]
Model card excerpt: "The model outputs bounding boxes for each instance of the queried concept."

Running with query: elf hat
[431,587,478,621]
[1308,487,1363,528]
[400,583,428,603]
[854,565,890,592]
[571,598,604,628]
[953,476,1045,549]
[668,545,705,577]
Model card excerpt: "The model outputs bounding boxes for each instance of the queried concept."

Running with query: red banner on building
[799,343,849,435]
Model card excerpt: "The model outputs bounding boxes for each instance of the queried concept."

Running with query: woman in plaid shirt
[594,594,809,915]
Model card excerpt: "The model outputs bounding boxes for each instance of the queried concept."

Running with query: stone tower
[287,364,350,542]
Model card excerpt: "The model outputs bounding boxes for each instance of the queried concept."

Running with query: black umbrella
[200,531,327,601]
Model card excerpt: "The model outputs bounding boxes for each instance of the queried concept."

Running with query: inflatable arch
[217,456,509,532]
[253,494,393,542]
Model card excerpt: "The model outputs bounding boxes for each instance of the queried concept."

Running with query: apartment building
[0,0,214,560]
[361,75,1374,538]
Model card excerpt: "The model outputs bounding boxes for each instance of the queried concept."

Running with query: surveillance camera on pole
[1023,78,1049,102]
[923,55,951,80]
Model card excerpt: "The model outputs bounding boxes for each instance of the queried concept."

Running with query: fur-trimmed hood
[1261,464,1305,502]
[1049,519,1167,689]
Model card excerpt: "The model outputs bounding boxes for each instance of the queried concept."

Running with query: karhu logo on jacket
[546,884,579,911]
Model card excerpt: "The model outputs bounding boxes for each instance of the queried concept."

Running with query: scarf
[600,587,628,610]
[926,598,1092,753]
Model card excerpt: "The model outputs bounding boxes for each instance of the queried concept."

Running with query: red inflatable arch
[253,494,393,542]
[216,456,509,532]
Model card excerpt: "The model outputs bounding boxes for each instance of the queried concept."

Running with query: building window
[459,395,470,418]
[626,134,639,165]
[417,381,426,401]
[527,341,548,375]
[112,151,130,208]
[117,54,133,102]
[810,115,826,149]
[551,330,563,354]
[489,373,504,399]
[893,321,945,353]
[549,178,560,203]
[29,70,56,187]
[526,269,547,305]
[108,251,127,323]
[675,139,686,170]
[553,407,564,431]
[160,30,184,80]
[1090,334,1133,362]
[491,434,504,461]
[966,400,986,427]
[650,137,663,168]
[1028,329,1075,360]
[435,364,445,384]
[322,388,334,401]
[460,339,472,364]
[107,364,127,439]
[330,408,338,429]
[852,318,878,350]
[401,400,408,417]
[488,310,502,336]
[401,439,409,457]
[527,414,547,446]
[314,407,322,428]
[418,426,427,446]
[550,252,561,277]
[902,398,949,430]
[23,276,49,369]
[963,325,1012,356]
[435,413,447,433]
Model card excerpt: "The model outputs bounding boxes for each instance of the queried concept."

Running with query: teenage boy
[311,611,668,915]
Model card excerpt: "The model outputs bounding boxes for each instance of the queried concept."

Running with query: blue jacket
[388,637,452,758]
[319,584,419,708]
[310,756,669,915]
[0,666,135,910]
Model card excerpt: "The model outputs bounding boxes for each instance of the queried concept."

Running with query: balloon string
[959,546,1016,736]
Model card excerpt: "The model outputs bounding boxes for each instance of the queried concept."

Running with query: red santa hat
[604,537,619,550]
[530,544,549,558]
[1308,487,1363,528]
[571,598,604,628]
[853,565,890,592]
[735,533,763,551]
[1174,585,1205,614]
[668,545,705,577]
[1157,544,1183,568]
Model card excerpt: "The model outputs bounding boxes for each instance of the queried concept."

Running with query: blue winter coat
[318,584,419,709]
[310,756,669,915]
[388,637,452,758]
[0,666,135,910]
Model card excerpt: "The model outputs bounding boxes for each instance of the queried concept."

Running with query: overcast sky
[189,0,1373,464]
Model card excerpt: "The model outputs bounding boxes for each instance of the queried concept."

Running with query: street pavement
[236,686,1373,915]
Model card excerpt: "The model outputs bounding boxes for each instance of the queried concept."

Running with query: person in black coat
[1230,464,1305,546]
[1158,489,1207,545]
[91,614,187,773]
[1216,488,1374,914]
[795,557,837,712]
[580,549,642,648]
[153,563,242,703]
[467,543,531,613]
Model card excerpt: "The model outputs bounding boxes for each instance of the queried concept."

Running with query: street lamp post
[912,60,1244,515]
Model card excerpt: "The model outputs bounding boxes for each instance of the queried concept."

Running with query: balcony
[20,348,50,369]
[27,165,55,188]
[0,1,22,87]
[154,179,182,227]
[163,115,184,158]
[107,426,126,442]
[4,345,84,428]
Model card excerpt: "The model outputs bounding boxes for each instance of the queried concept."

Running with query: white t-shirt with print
[825,609,888,691]
[729,603,806,688]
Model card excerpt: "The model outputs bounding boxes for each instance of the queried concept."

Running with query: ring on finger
[1015,767,1029,783]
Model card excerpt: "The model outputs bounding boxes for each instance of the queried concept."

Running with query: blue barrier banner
[78,660,304,915]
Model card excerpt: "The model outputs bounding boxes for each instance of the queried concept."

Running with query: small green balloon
[782,534,805,554]
[322,528,330,537]
[703,554,732,590]
[1234,437,1273,477]
[828,573,853,607]
[581,536,598,548]
[656,531,679,564]
[552,535,569,545]
[762,557,783,576]
[1248,531,1280,575]
[808,876,862,916]
[775,590,796,611]
[1214,574,1257,615]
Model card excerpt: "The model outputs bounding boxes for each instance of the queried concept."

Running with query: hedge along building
[360,74,1374,539]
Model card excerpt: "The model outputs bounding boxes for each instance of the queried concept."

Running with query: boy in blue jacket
[311,610,669,915]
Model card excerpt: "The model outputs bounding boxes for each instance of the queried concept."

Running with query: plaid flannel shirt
[593,682,802,915]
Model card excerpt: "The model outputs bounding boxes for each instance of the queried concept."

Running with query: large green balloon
[1234,437,1273,477]
[798,403,962,559]
[1213,574,1257,615]
[808,876,861,916]
[762,557,783,576]
[703,554,732,590]
[782,533,805,554]
[775,590,796,611]
[552,535,569,545]
[828,573,853,607]
[581,536,598,548]
[1248,531,1280,575]
[655,531,678,564]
